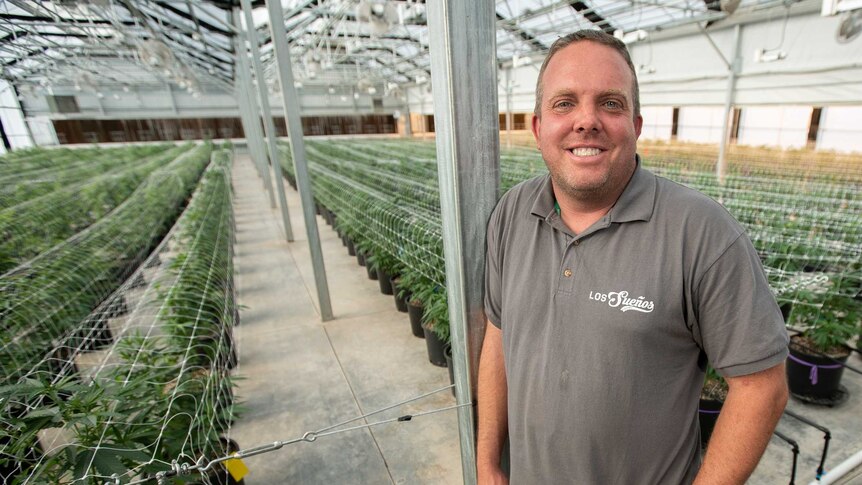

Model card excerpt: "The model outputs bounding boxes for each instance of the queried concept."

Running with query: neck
[553,166,636,234]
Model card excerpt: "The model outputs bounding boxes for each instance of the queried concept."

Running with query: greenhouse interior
[1,0,861,483]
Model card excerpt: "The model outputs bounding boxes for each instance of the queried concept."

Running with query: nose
[573,105,601,133]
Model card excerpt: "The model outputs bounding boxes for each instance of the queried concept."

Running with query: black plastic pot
[366,264,378,281]
[444,344,455,396]
[698,399,723,449]
[377,269,394,295]
[786,342,849,400]
[392,277,408,313]
[347,238,356,256]
[357,251,366,267]
[407,301,425,338]
[423,325,447,367]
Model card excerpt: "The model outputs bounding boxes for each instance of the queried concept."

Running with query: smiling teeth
[570,147,602,156]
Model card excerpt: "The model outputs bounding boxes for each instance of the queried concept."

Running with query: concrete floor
[228,153,462,485]
[227,150,862,485]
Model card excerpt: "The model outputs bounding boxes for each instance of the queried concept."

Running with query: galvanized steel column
[239,0,295,242]
[427,1,500,484]
[717,24,742,184]
[265,0,333,321]
[235,73,267,185]
[233,20,277,208]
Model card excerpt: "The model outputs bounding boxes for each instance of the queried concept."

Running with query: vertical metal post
[717,24,741,184]
[236,65,275,202]
[428,1,500,484]
[233,17,278,208]
[240,0,294,242]
[505,67,513,149]
[265,0,334,322]
[403,90,412,137]
[235,82,262,178]
[165,83,178,115]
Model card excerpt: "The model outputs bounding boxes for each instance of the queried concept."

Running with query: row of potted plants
[0,145,172,211]
[0,143,213,390]
[0,148,239,484]
[0,145,192,274]
[281,138,860,400]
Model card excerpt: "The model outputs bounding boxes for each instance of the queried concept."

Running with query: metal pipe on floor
[265,0,333,322]
[239,0,294,242]
[427,1,500,483]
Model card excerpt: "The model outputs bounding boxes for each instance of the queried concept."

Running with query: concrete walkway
[228,152,462,485]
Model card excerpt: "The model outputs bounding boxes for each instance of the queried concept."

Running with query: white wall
[737,105,811,149]
[817,106,862,153]
[677,106,726,144]
[27,117,58,146]
[0,81,35,153]
[640,106,673,141]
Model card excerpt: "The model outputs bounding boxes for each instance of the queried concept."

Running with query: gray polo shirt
[484,162,788,484]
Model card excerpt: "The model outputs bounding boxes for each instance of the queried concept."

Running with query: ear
[634,114,643,139]
[531,113,541,147]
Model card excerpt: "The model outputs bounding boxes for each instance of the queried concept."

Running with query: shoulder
[488,174,547,224]
[652,173,744,236]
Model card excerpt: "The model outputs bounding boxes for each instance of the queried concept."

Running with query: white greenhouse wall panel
[817,106,862,153]
[640,106,673,141]
[27,118,58,146]
[737,106,811,149]
[677,106,726,144]
[0,81,34,151]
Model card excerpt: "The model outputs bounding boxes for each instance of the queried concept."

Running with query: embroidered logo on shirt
[588,290,654,313]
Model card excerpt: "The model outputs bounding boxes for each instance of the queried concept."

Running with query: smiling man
[478,30,790,484]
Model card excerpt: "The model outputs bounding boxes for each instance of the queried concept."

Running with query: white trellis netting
[282,138,861,348]
[0,145,170,210]
[0,144,212,390]
[0,145,188,273]
[0,149,237,484]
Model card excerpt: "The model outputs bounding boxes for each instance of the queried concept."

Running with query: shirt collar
[529,155,656,224]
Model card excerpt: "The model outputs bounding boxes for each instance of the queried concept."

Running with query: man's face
[532,41,643,203]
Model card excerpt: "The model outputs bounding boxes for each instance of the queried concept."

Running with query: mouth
[567,147,605,157]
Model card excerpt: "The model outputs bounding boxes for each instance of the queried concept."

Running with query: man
[479,30,789,484]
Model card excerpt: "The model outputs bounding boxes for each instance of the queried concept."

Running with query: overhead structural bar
[238,0,295,242]
[427,1,501,484]
[265,0,334,322]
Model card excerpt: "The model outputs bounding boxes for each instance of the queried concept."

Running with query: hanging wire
[122,386,471,485]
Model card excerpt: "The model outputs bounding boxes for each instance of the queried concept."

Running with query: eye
[553,100,574,110]
[603,99,623,109]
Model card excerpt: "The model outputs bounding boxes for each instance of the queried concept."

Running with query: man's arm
[694,362,789,485]
[477,320,509,485]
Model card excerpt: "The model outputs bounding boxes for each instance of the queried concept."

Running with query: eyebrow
[546,88,630,100]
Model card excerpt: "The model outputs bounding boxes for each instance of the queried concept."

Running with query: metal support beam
[427,1,500,484]
[233,22,277,209]
[165,83,178,115]
[505,67,513,149]
[236,81,265,180]
[266,0,334,322]
[239,0,294,242]
[717,24,742,184]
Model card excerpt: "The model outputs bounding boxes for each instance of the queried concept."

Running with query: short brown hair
[534,30,640,119]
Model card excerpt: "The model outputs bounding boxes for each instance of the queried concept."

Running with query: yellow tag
[224,457,249,481]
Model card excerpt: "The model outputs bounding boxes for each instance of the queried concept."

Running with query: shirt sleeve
[692,233,789,378]
[484,204,503,328]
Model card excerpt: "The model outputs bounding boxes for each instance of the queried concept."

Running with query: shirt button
[574,240,580,246]
[563,269,572,277]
